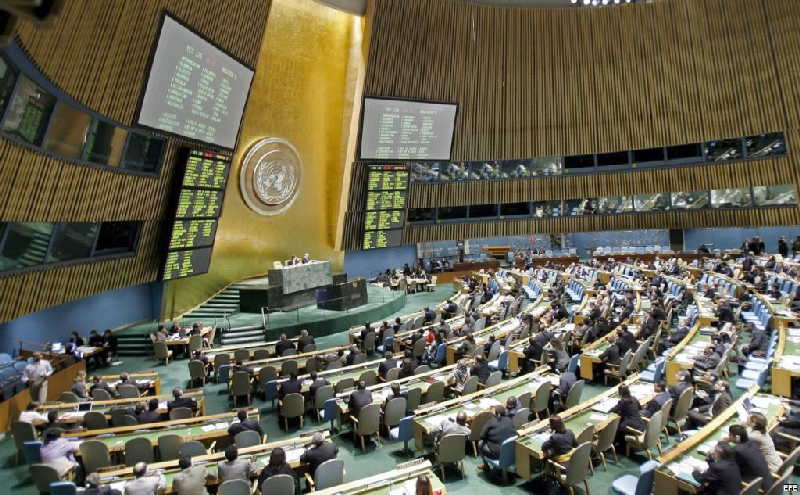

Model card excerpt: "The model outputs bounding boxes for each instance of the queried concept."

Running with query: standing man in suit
[167,388,198,413]
[228,409,264,440]
[124,462,166,495]
[300,432,339,477]
[171,456,208,495]
[691,442,743,495]
[378,352,397,379]
[347,381,373,418]
[217,446,257,483]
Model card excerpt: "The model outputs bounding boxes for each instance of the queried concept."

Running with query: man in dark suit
[470,355,491,384]
[687,380,732,428]
[137,398,163,424]
[308,372,329,401]
[167,388,197,412]
[728,425,771,491]
[423,307,436,324]
[616,328,635,355]
[640,313,659,340]
[275,334,295,357]
[642,381,671,418]
[599,335,621,366]
[693,346,720,373]
[667,326,690,347]
[90,375,118,398]
[378,352,397,379]
[279,373,302,400]
[742,326,768,357]
[347,381,373,418]
[84,473,121,495]
[479,405,516,460]
[227,409,264,440]
[300,432,339,477]
[716,303,735,325]
[692,442,743,495]
[297,330,315,353]
[382,383,407,411]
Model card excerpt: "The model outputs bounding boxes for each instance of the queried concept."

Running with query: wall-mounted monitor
[360,97,457,160]
[136,12,254,150]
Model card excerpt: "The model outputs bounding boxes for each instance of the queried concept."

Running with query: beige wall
[163,0,362,317]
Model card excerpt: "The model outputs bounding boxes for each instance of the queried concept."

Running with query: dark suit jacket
[298,335,315,352]
[300,442,339,475]
[348,389,373,416]
[692,458,742,495]
[733,441,772,490]
[617,332,635,355]
[480,415,516,457]
[599,344,621,365]
[558,372,576,396]
[275,339,295,357]
[643,391,670,417]
[378,358,397,378]
[470,362,491,384]
[279,378,303,399]
[611,397,646,432]
[668,328,689,345]
[137,410,163,423]
[167,397,197,412]
[228,418,264,439]
[308,378,330,399]
[542,430,577,457]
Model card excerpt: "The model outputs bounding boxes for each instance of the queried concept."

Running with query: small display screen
[163,247,213,280]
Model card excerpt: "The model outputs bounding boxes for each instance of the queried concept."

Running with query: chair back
[497,435,518,468]
[158,434,182,461]
[179,440,207,457]
[766,467,793,495]
[596,415,620,453]
[154,341,169,359]
[433,343,447,364]
[303,344,317,352]
[22,440,42,464]
[658,399,672,433]
[634,460,661,495]
[564,441,592,486]
[231,371,251,397]
[516,391,532,411]
[91,389,112,401]
[413,339,426,359]
[29,464,60,493]
[645,411,663,451]
[216,365,231,384]
[260,366,278,381]
[437,433,467,464]
[234,430,262,448]
[425,381,445,404]
[335,378,354,393]
[170,407,193,420]
[234,349,250,362]
[485,370,502,388]
[359,370,377,387]
[385,367,400,382]
[281,360,298,377]
[576,424,594,444]
[58,392,79,403]
[740,477,762,495]
[124,437,154,466]
[672,388,694,423]
[565,380,585,409]
[83,411,109,430]
[462,376,480,396]
[280,393,305,420]
[261,474,295,495]
[566,354,579,374]
[11,421,36,451]
[532,382,553,414]
[305,357,319,374]
[188,334,203,353]
[314,385,335,410]
[363,333,376,355]
[188,360,206,381]
[469,411,494,442]
[355,403,381,436]
[253,349,269,361]
[512,407,530,429]
[384,397,407,428]
[487,342,502,362]
[49,481,76,495]
[219,479,251,495]
[778,445,800,473]
[405,387,422,413]
[215,353,230,368]
[414,365,431,375]
[117,384,140,399]
[79,439,111,475]
[314,459,345,490]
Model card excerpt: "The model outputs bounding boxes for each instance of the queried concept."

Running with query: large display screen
[162,149,231,280]
[362,164,408,250]
[360,97,457,160]
[137,13,254,150]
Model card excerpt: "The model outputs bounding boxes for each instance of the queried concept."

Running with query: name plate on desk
[268,260,333,294]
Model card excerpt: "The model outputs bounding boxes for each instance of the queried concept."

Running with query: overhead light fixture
[583,0,590,4]
[602,0,609,4]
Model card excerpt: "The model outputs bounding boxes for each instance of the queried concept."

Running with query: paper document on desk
[477,398,501,409]
[589,413,608,421]
[592,398,617,414]
[200,424,217,432]
[629,383,654,400]
[61,411,88,419]
[389,479,418,495]
[284,447,304,463]
[751,396,778,409]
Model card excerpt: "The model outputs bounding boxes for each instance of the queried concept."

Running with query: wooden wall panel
[0,1,271,322]
[341,0,800,249]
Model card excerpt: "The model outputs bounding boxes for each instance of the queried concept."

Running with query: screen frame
[133,10,256,151]
[357,95,459,162]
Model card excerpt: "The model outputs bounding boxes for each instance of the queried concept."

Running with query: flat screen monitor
[136,13,254,150]
[360,97,457,160]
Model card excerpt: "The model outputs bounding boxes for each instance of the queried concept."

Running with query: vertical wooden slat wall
[0,1,271,322]
[340,0,800,250]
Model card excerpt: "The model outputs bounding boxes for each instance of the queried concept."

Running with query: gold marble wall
[162,0,361,317]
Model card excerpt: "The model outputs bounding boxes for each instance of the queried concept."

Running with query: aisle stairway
[116,334,151,357]
[182,284,247,319]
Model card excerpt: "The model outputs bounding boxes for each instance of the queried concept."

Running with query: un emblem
[239,138,302,215]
